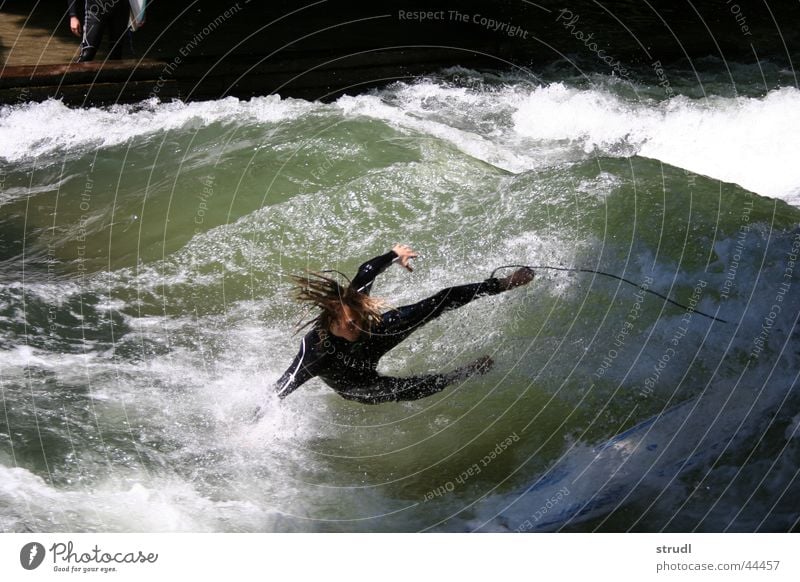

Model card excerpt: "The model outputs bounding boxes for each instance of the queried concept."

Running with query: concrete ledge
[0,47,499,105]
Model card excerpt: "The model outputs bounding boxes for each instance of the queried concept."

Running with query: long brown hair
[291,271,386,336]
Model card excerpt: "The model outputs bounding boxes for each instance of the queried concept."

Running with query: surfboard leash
[490,264,729,324]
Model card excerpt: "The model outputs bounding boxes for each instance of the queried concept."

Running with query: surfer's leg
[335,356,493,404]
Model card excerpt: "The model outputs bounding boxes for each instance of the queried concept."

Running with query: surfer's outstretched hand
[499,267,535,290]
[392,243,418,272]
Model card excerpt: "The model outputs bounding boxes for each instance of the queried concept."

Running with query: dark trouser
[332,279,503,404]
[79,0,130,62]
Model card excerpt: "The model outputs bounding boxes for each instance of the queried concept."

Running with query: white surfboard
[129,0,146,31]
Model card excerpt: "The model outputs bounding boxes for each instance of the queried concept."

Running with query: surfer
[67,0,131,62]
[272,244,534,404]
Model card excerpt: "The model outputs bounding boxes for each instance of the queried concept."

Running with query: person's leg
[335,356,493,404]
[106,0,130,60]
[78,0,105,62]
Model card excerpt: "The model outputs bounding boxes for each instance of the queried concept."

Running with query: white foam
[0,465,276,532]
[4,79,799,204]
[343,78,800,204]
[511,83,800,203]
[336,92,533,173]
[0,280,83,305]
[0,344,95,372]
[513,83,651,149]
[0,174,77,206]
[0,95,316,164]
[641,89,800,204]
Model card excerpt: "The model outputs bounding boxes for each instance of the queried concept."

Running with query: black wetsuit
[275,251,505,404]
[68,0,130,62]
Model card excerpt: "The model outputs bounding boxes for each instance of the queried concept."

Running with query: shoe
[499,267,535,290]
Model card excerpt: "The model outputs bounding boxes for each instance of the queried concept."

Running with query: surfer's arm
[67,0,80,17]
[274,332,327,399]
[349,250,398,295]
[350,244,417,295]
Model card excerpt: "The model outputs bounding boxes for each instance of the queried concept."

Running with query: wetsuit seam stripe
[279,336,306,397]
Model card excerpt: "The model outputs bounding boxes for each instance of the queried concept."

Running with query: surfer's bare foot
[499,267,535,290]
